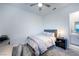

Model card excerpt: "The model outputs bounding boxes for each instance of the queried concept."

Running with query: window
[75,22,79,32]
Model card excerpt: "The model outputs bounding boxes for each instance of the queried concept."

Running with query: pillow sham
[43,32,55,37]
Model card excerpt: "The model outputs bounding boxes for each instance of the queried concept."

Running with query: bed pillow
[52,33,55,37]
[43,32,55,37]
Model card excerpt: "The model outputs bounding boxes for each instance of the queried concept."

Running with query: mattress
[27,33,56,55]
[35,34,56,48]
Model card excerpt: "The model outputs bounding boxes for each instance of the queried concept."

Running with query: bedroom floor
[0,42,79,56]
[42,45,79,56]
[0,40,13,56]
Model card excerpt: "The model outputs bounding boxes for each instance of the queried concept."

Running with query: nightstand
[55,37,67,49]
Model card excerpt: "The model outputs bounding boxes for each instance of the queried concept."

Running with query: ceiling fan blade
[43,3,51,7]
[52,8,56,11]
[30,3,37,6]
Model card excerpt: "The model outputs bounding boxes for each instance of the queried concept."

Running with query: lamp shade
[58,27,65,37]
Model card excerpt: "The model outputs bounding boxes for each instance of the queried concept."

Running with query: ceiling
[21,3,71,16]
[0,3,71,16]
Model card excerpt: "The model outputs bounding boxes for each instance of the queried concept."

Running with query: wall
[0,5,43,45]
[43,4,79,47]
[70,10,79,45]
[1,4,79,46]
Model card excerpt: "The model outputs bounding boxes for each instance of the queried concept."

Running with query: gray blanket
[12,44,35,56]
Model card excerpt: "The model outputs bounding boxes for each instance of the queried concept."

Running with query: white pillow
[52,33,55,37]
[43,32,55,37]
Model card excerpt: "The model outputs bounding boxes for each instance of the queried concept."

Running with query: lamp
[58,27,65,38]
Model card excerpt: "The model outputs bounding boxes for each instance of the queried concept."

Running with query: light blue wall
[0,4,44,45]
[43,4,79,48]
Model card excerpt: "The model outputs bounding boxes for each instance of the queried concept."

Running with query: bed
[27,29,57,56]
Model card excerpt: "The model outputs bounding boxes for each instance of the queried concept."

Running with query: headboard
[44,29,57,37]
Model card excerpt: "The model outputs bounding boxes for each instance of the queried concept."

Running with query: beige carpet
[42,46,79,56]
[0,41,79,56]
[0,40,13,56]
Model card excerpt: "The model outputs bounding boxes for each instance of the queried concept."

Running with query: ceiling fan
[30,3,51,11]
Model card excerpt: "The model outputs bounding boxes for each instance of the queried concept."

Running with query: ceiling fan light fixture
[38,3,42,7]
